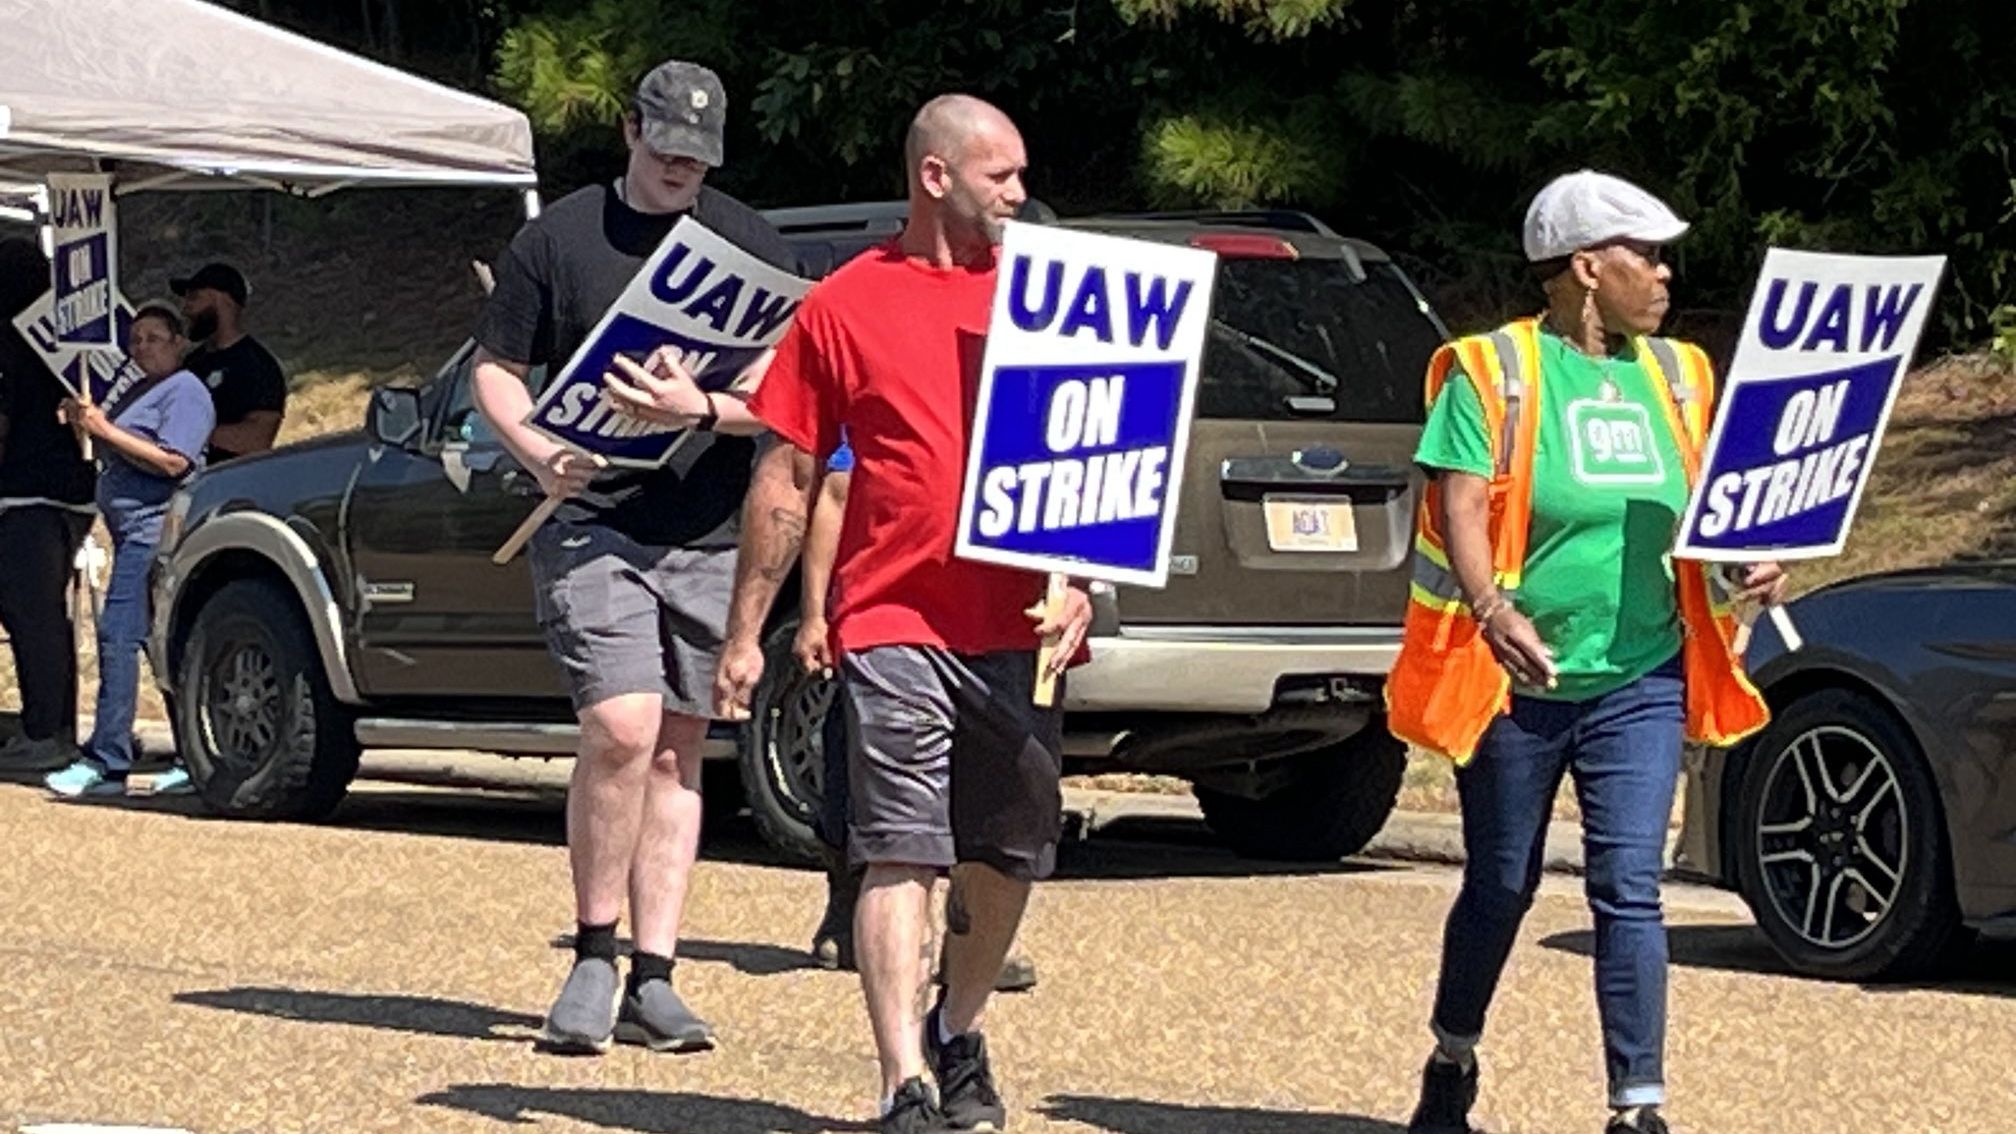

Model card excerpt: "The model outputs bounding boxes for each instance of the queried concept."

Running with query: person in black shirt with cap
[173,262,288,465]
[469,57,796,1059]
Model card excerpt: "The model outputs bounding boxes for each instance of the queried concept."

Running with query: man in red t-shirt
[717,95,1093,1134]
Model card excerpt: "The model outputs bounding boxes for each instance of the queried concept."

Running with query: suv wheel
[1731,689,1964,981]
[1193,725,1406,862]
[176,578,360,820]
[737,616,834,866]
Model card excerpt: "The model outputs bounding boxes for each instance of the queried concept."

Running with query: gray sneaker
[0,736,75,773]
[539,957,620,1054]
[615,978,715,1053]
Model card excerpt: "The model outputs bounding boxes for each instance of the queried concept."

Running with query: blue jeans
[1429,654,1684,1109]
[84,536,156,773]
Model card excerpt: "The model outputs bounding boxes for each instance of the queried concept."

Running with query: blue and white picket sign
[1673,248,1946,563]
[522,216,810,469]
[10,287,146,410]
[46,172,119,349]
[954,221,1218,588]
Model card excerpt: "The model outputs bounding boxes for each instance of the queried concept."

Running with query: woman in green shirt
[1405,172,1786,1134]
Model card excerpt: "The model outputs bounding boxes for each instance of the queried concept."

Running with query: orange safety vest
[1384,317,1770,765]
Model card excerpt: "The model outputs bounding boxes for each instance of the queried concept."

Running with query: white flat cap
[1522,169,1689,262]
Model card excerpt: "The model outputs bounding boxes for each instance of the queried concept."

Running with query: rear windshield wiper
[1210,319,1340,397]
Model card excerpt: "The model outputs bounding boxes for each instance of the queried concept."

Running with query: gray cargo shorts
[841,644,1065,881]
[528,520,733,717]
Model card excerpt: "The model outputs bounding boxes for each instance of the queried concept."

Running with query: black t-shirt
[0,327,95,505]
[184,333,288,464]
[474,182,798,549]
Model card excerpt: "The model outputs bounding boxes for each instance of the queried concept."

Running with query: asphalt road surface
[1,766,2010,1134]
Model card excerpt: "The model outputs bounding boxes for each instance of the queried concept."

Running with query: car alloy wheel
[764,666,835,827]
[202,640,284,775]
[1753,725,1908,951]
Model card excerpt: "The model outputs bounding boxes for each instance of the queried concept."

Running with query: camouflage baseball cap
[634,60,727,168]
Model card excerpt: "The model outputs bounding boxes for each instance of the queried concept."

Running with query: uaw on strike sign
[1674,248,1946,563]
[47,173,119,349]
[524,217,810,467]
[11,288,147,410]
[955,222,1218,588]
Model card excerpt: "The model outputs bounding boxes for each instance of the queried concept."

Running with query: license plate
[1263,496,1358,552]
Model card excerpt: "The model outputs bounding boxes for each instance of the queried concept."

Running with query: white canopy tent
[0,0,538,209]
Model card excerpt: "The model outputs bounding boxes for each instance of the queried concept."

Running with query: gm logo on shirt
[1568,399,1665,486]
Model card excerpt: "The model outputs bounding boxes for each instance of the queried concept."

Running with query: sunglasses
[1588,238,1665,267]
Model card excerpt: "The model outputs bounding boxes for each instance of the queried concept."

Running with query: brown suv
[147,202,1448,865]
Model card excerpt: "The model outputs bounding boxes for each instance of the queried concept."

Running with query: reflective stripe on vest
[1485,328,1524,476]
[1407,325,1533,607]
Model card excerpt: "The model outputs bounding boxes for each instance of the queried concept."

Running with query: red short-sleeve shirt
[752,240,1063,657]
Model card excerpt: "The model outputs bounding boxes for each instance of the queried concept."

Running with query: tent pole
[32,184,53,258]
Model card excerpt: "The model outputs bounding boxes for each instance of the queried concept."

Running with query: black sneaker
[882,1077,952,1134]
[1407,1053,1479,1134]
[1607,1107,1669,1134]
[925,1004,1006,1132]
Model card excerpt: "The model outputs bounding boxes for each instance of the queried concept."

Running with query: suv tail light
[1188,233,1299,259]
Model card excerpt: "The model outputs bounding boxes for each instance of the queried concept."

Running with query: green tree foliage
[218,0,2016,347]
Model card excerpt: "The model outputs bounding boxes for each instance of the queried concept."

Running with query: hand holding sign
[532,446,606,498]
[602,348,712,426]
[1026,575,1092,705]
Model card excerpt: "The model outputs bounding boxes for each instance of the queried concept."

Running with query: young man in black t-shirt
[0,237,96,772]
[469,58,797,1057]
[172,262,288,464]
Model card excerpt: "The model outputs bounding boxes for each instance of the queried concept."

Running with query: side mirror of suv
[368,385,425,449]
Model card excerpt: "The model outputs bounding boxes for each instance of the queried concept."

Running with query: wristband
[695,392,719,433]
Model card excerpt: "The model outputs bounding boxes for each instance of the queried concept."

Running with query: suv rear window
[1198,257,1442,424]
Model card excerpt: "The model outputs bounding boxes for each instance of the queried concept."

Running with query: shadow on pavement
[1041,1094,1406,1133]
[4,766,1400,886]
[1539,923,2016,999]
[1054,812,1398,882]
[417,1083,870,1133]
[546,932,823,977]
[173,986,541,1041]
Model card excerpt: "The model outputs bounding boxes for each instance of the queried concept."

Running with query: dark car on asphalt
[1675,562,2016,981]
[146,201,1452,866]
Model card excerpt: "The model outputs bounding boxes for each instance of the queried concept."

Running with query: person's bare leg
[628,710,708,957]
[857,863,936,1096]
[937,863,1030,1036]
[543,692,659,1050]
[569,693,663,926]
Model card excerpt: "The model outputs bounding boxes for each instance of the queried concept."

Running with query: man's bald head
[901,93,1028,260]
[904,94,1018,176]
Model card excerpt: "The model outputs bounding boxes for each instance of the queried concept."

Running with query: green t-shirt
[1414,330,1689,701]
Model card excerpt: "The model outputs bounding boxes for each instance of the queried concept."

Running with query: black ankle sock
[575,921,619,963]
[628,951,673,993]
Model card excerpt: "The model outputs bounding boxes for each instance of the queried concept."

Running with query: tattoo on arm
[724,443,818,642]
[755,506,807,583]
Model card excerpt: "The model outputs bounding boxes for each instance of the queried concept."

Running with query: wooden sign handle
[1032,572,1067,707]
[75,383,94,462]
[493,493,562,565]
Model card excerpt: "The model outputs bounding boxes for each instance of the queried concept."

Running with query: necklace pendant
[1599,379,1621,402]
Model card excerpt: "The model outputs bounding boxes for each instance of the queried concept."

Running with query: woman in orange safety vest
[1394,170,1788,1134]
